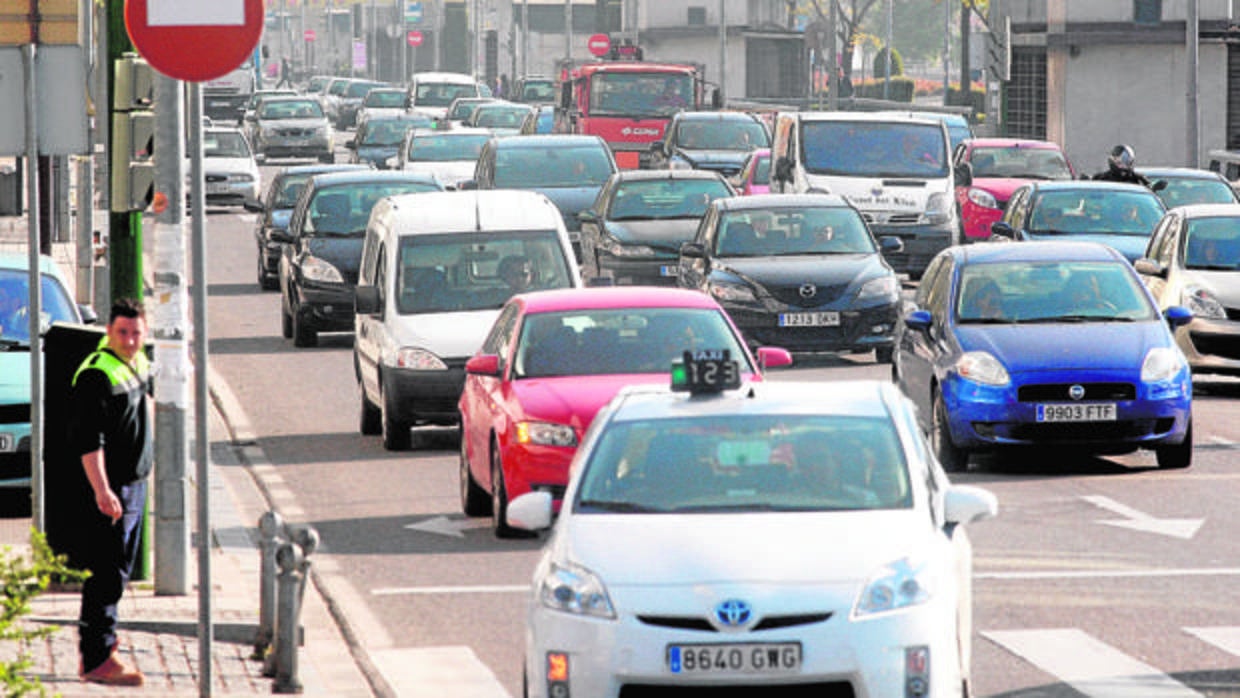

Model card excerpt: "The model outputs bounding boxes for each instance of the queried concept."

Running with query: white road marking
[405,516,493,538]
[976,567,1240,580]
[370,646,511,698]
[1080,495,1204,539]
[984,628,1202,697]
[1185,626,1240,656]
[372,584,530,596]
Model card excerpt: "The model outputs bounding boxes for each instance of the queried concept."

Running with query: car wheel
[291,305,318,347]
[257,255,278,291]
[932,389,969,472]
[280,301,293,339]
[490,442,529,539]
[380,382,412,451]
[359,386,381,435]
[1156,421,1192,469]
[460,430,491,517]
[874,345,894,364]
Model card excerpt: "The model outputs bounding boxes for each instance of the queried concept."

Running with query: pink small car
[954,139,1076,242]
[733,147,771,196]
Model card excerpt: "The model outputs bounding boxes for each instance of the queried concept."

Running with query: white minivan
[407,72,490,121]
[353,190,582,450]
[769,111,956,279]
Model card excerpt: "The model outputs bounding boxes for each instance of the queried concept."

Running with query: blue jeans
[78,479,146,673]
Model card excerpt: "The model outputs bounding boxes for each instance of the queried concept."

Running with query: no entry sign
[587,33,611,58]
[407,30,423,47]
[125,0,265,82]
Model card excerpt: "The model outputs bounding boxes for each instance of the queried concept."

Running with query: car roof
[491,134,604,149]
[516,286,724,314]
[0,252,62,277]
[306,170,440,188]
[609,169,728,183]
[260,95,321,104]
[1137,167,1227,180]
[608,380,899,422]
[412,72,478,84]
[952,240,1127,265]
[1162,202,1240,219]
[1026,180,1156,194]
[673,111,761,123]
[967,138,1063,150]
[205,127,246,136]
[378,189,565,232]
[276,164,370,180]
[714,192,851,211]
[787,111,943,128]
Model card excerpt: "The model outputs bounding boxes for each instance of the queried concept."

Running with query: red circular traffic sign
[124,0,265,83]
[587,33,611,57]
[304,29,316,42]
[407,30,423,47]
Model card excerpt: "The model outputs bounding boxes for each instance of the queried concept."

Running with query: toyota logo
[714,599,752,627]
[799,283,817,299]
[1069,384,1085,400]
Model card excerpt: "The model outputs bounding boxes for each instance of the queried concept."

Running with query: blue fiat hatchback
[892,242,1193,471]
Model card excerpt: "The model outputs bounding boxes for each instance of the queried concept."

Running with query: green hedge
[855,76,916,102]
[947,87,986,122]
[873,47,904,77]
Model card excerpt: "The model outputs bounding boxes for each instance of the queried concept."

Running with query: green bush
[0,530,86,697]
[873,46,904,78]
[947,86,986,121]
[855,76,916,102]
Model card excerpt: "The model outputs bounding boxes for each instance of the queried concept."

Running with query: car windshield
[346,82,382,99]
[1150,176,1239,208]
[969,146,1073,180]
[273,174,312,208]
[675,120,769,151]
[1183,217,1240,270]
[494,145,613,188]
[0,269,79,345]
[1029,189,1164,235]
[364,90,405,107]
[607,179,733,222]
[259,100,324,120]
[588,72,694,117]
[396,230,572,313]
[955,261,1157,324]
[449,100,488,120]
[204,132,251,158]
[305,181,441,236]
[574,414,912,514]
[328,80,351,96]
[513,308,750,379]
[472,106,530,129]
[715,207,876,256]
[408,133,490,162]
[519,80,556,102]
[359,120,417,146]
[801,121,948,178]
[306,77,329,93]
[415,83,480,107]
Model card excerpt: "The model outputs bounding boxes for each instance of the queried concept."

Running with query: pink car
[954,138,1076,242]
[732,147,771,195]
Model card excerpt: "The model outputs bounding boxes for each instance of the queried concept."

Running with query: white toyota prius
[508,355,998,698]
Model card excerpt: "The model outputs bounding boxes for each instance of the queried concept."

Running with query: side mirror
[458,180,478,191]
[679,241,706,259]
[904,309,932,331]
[506,491,553,531]
[1151,179,1168,192]
[756,346,793,370]
[989,221,1015,240]
[269,229,295,244]
[944,485,998,525]
[354,285,381,315]
[78,304,98,325]
[1165,305,1193,328]
[464,354,501,376]
[879,236,904,254]
[954,163,973,187]
[710,88,722,109]
[243,200,265,213]
[1133,258,1166,278]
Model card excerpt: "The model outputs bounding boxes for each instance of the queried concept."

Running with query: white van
[1206,149,1240,196]
[407,72,490,120]
[353,189,582,450]
[769,111,956,278]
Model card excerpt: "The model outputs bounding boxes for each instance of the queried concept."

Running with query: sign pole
[23,42,45,534]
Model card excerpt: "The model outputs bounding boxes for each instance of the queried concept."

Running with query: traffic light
[111,54,156,212]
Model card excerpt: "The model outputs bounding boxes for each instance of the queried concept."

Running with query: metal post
[522,0,529,77]
[882,0,891,100]
[564,0,572,67]
[153,72,190,596]
[433,0,441,70]
[75,0,95,306]
[188,82,213,698]
[827,0,837,110]
[399,0,408,83]
[942,0,951,106]
[254,511,284,658]
[717,0,726,105]
[1186,0,1200,167]
[23,43,45,534]
[273,542,305,694]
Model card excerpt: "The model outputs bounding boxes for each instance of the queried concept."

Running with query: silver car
[251,96,334,163]
[200,128,262,207]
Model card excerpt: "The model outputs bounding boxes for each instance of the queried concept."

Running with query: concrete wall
[1009,0,1234,23]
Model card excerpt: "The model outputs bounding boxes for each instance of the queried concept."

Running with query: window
[687,7,706,25]
[1133,0,1161,26]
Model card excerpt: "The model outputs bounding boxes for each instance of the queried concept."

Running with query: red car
[953,138,1076,243]
[457,286,792,537]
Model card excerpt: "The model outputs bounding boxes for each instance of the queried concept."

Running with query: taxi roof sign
[671,349,740,394]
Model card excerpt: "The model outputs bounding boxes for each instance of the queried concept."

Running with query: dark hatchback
[347,114,434,169]
[251,163,371,290]
[278,171,443,347]
[1139,167,1240,209]
[677,194,904,360]
[647,111,770,177]
[578,169,735,287]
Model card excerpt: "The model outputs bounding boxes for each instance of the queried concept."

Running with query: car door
[461,302,522,485]
[678,207,719,289]
[578,177,615,280]
[897,254,952,429]
[1139,211,1179,306]
[356,239,389,404]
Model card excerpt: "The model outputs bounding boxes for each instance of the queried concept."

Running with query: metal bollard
[271,525,319,694]
[253,511,284,660]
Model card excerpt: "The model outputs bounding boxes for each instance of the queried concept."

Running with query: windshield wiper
[577,499,658,513]
[1017,314,1130,324]
[1189,264,1238,271]
[0,338,30,350]
[958,317,1011,324]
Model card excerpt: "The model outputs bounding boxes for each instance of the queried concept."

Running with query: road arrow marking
[1080,495,1204,540]
[404,516,492,538]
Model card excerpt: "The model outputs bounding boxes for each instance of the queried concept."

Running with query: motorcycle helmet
[1108,144,1135,172]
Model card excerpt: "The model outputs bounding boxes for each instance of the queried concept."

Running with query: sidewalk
[0,212,376,696]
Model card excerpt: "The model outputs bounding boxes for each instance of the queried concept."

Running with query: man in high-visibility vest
[69,298,151,687]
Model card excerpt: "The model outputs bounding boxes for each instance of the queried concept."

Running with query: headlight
[1182,286,1225,319]
[852,557,934,619]
[954,350,1010,386]
[391,347,448,370]
[708,280,756,303]
[925,192,953,225]
[228,173,254,183]
[598,234,655,257]
[1142,346,1186,383]
[966,188,999,209]
[856,274,900,302]
[299,255,344,283]
[537,561,616,619]
[516,422,577,447]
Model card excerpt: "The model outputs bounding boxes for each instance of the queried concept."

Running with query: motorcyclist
[1093,144,1151,187]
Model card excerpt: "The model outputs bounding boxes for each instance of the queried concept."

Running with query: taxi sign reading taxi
[125,0,265,82]
[672,350,740,394]
[587,33,611,57]
[407,30,424,47]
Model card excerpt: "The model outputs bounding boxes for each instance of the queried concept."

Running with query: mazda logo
[714,599,752,627]
[799,283,817,299]
[1069,384,1085,400]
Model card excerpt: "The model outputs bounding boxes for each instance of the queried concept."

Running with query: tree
[800,0,882,84]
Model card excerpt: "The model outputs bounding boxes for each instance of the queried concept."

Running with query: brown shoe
[81,654,145,687]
